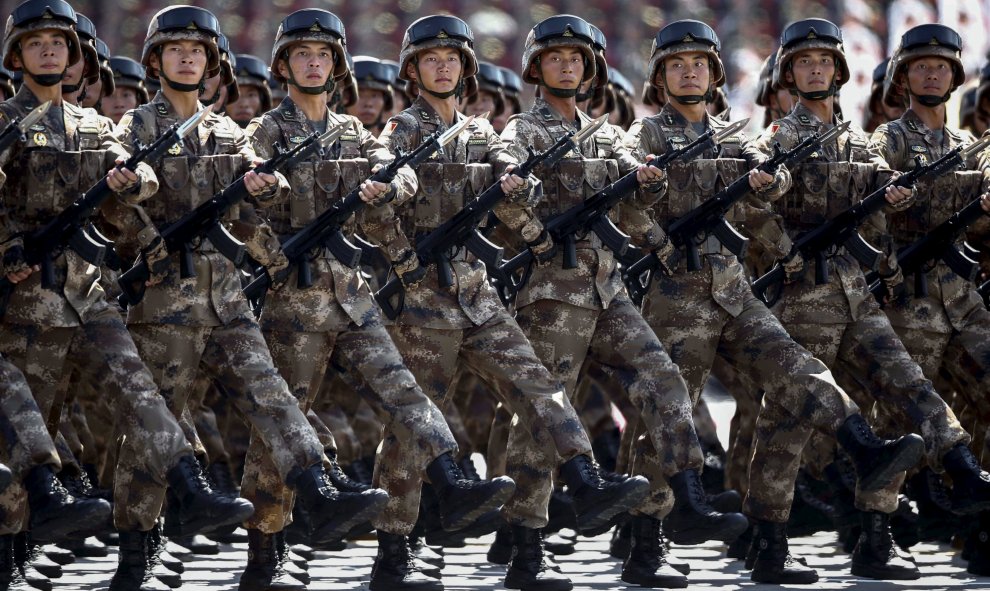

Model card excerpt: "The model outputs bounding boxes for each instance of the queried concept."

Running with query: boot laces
[459,457,482,481]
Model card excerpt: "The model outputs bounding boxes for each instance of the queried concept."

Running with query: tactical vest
[891,169,984,244]
[399,115,493,238]
[779,132,876,235]
[264,113,370,236]
[520,109,620,222]
[0,104,108,227]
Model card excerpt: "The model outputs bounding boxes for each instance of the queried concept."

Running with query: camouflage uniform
[0,87,196,530]
[113,92,325,530]
[744,103,965,518]
[377,96,593,528]
[497,98,702,519]
[243,97,457,534]
[619,103,860,517]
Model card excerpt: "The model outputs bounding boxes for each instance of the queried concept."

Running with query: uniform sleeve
[364,114,416,264]
[111,109,160,204]
[737,122,801,259]
[230,117,289,206]
[492,116,545,243]
[612,119,667,248]
[360,124,417,207]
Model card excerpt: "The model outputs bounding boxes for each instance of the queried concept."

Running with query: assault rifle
[117,118,352,306]
[752,128,989,304]
[497,118,734,297]
[867,193,990,300]
[0,106,209,300]
[374,115,608,318]
[243,115,479,304]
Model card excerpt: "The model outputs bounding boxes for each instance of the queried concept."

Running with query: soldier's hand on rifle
[395,250,426,288]
[527,229,557,267]
[106,159,139,192]
[884,172,913,210]
[500,164,528,196]
[880,265,906,305]
[141,236,171,287]
[980,192,990,214]
[782,252,805,284]
[244,167,278,197]
[2,239,36,283]
[748,168,775,192]
[636,154,666,190]
[359,165,394,205]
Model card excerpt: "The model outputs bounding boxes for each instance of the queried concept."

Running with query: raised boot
[836,415,923,492]
[291,463,388,544]
[608,522,632,560]
[0,534,29,590]
[487,525,513,565]
[662,469,748,545]
[164,456,254,538]
[851,512,919,580]
[24,464,111,543]
[968,511,990,576]
[236,529,305,591]
[503,526,572,591]
[943,444,990,515]
[426,452,515,532]
[620,516,688,588]
[750,520,818,584]
[558,455,649,534]
[369,531,443,590]
[108,531,172,591]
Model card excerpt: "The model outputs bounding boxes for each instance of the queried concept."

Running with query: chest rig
[1,103,108,228]
[885,122,984,243]
[134,107,241,228]
[265,112,369,236]
[780,126,876,235]
[525,107,620,222]
[401,114,492,239]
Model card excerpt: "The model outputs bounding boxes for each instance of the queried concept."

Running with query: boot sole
[851,562,920,580]
[238,575,306,591]
[620,571,689,588]
[504,570,573,591]
[859,436,924,492]
[164,502,256,538]
[311,491,389,544]
[441,478,516,532]
[751,565,818,585]
[665,513,749,546]
[575,480,650,534]
[30,501,113,544]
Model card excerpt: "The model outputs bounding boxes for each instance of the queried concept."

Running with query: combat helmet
[647,19,724,105]
[141,5,221,92]
[2,0,83,86]
[883,24,964,108]
[399,15,477,99]
[271,9,348,95]
[773,18,848,100]
[522,15,596,97]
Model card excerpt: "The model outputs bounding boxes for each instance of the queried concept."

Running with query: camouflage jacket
[114,91,288,326]
[620,104,789,316]
[377,96,514,329]
[872,109,988,333]
[0,86,156,327]
[498,98,646,311]
[245,97,416,332]
[747,102,890,324]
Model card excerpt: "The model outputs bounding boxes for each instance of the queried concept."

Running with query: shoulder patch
[797,114,811,125]
[910,144,927,153]
[905,120,919,132]
[770,123,780,135]
[156,104,168,116]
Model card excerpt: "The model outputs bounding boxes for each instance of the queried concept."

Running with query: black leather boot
[726,523,752,561]
[275,532,310,585]
[608,521,631,560]
[164,456,254,538]
[558,455,648,534]
[14,534,52,591]
[851,512,919,580]
[907,467,957,542]
[943,443,990,515]
[750,520,818,584]
[291,463,388,544]
[426,452,515,532]
[0,534,29,590]
[620,516,688,588]
[237,529,305,591]
[487,525,512,565]
[408,534,444,569]
[109,531,172,591]
[369,531,443,590]
[836,415,923,492]
[149,524,184,574]
[503,526,572,591]
[24,464,111,543]
[326,453,371,493]
[969,511,990,576]
[663,469,748,545]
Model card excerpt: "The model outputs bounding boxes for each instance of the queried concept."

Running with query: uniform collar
[533,97,591,132]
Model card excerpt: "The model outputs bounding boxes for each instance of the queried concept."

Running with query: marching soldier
[101,56,149,124]
[225,54,272,127]
[344,55,392,135]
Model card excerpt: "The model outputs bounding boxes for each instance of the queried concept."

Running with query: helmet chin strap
[534,57,580,99]
[910,87,950,107]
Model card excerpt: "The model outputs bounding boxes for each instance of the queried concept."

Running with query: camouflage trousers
[514,294,701,520]
[750,300,966,521]
[312,380,360,463]
[710,356,762,495]
[0,356,61,534]
[321,368,384,465]
[388,308,592,529]
[451,368,500,459]
[251,313,454,535]
[125,316,323,531]
[0,303,193,532]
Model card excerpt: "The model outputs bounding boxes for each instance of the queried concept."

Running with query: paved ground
[49,392,990,590]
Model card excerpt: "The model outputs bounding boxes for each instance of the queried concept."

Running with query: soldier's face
[280,42,335,87]
[100,86,139,124]
[463,90,497,119]
[905,57,953,99]
[62,57,85,86]
[536,48,584,90]
[153,40,208,85]
[83,77,102,108]
[346,86,385,125]
[787,49,838,93]
[202,73,222,100]
[226,85,262,123]
[410,47,462,95]
[772,87,795,114]
[13,30,70,75]
[660,51,711,95]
